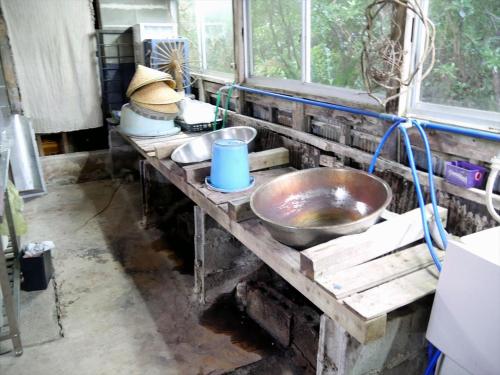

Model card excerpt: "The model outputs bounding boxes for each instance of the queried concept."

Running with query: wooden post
[0,9,22,113]
[292,102,310,132]
[61,132,73,154]
[194,206,206,304]
[36,135,44,157]
[232,0,247,114]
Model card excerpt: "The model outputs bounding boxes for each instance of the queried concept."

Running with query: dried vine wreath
[361,0,435,107]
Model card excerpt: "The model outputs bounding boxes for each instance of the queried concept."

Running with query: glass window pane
[197,0,234,73]
[250,0,302,80]
[311,0,371,89]
[178,0,234,74]
[421,0,499,112]
[179,0,202,71]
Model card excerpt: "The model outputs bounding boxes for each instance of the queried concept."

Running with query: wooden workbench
[115,129,448,344]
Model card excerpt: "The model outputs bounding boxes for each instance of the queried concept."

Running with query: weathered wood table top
[116,129,455,344]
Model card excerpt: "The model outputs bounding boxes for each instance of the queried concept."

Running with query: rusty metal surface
[250,168,392,248]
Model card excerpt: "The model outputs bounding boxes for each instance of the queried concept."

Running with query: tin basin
[250,168,392,248]
[171,126,257,164]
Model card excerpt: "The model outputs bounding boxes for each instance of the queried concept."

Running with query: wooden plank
[292,102,309,132]
[225,111,500,209]
[149,158,386,343]
[343,229,493,320]
[318,243,445,299]
[227,197,253,222]
[319,154,343,168]
[343,265,440,320]
[195,167,295,205]
[183,147,290,183]
[300,205,447,279]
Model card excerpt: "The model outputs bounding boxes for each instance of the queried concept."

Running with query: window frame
[242,0,381,110]
[399,0,500,133]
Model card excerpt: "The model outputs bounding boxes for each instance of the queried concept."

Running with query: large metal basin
[171,126,257,164]
[250,168,392,248]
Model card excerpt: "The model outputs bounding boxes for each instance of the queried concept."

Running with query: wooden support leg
[107,128,138,179]
[139,160,152,229]
[193,205,263,308]
[193,206,205,304]
[36,135,44,157]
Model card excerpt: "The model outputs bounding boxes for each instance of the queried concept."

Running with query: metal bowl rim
[250,167,393,231]
[171,126,257,164]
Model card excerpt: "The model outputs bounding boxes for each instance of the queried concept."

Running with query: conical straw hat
[130,99,179,114]
[126,65,176,97]
[131,82,184,105]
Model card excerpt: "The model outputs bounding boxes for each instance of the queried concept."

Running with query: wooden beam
[300,205,448,280]
[292,102,309,132]
[183,147,290,183]
[225,111,500,209]
[232,0,247,114]
[227,197,254,222]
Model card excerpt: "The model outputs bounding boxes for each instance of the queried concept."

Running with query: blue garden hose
[412,120,448,249]
[368,119,404,174]
[369,120,444,374]
[425,348,442,375]
[399,123,443,272]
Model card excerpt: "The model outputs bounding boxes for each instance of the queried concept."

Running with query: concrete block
[245,285,293,347]
[292,305,320,368]
[317,300,431,375]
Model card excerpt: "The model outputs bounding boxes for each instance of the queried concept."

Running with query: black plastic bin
[20,250,53,291]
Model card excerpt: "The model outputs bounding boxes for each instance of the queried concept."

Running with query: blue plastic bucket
[207,139,252,191]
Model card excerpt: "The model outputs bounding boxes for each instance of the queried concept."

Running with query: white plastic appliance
[426,226,500,375]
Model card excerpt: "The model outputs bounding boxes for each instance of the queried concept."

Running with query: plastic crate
[445,161,487,188]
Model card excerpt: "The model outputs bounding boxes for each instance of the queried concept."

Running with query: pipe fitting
[485,154,500,223]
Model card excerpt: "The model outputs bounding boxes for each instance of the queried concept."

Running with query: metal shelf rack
[0,145,23,356]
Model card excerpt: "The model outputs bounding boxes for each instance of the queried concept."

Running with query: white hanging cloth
[0,0,102,133]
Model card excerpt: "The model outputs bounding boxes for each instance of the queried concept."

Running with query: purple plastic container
[445,161,487,188]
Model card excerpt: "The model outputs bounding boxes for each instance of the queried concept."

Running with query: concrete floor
[0,180,269,374]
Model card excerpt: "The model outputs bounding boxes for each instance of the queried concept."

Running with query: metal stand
[0,148,23,356]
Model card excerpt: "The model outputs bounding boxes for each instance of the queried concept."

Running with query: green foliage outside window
[180,0,499,113]
[178,0,234,74]
[250,0,302,79]
[311,0,371,89]
[421,0,499,112]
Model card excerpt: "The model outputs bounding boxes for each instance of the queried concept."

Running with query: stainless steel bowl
[250,168,392,248]
[171,126,257,164]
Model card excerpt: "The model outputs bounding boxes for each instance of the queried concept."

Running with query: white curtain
[1,0,102,133]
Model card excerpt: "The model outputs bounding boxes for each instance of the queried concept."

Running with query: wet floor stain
[200,293,279,356]
[151,235,194,275]
[77,247,109,264]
